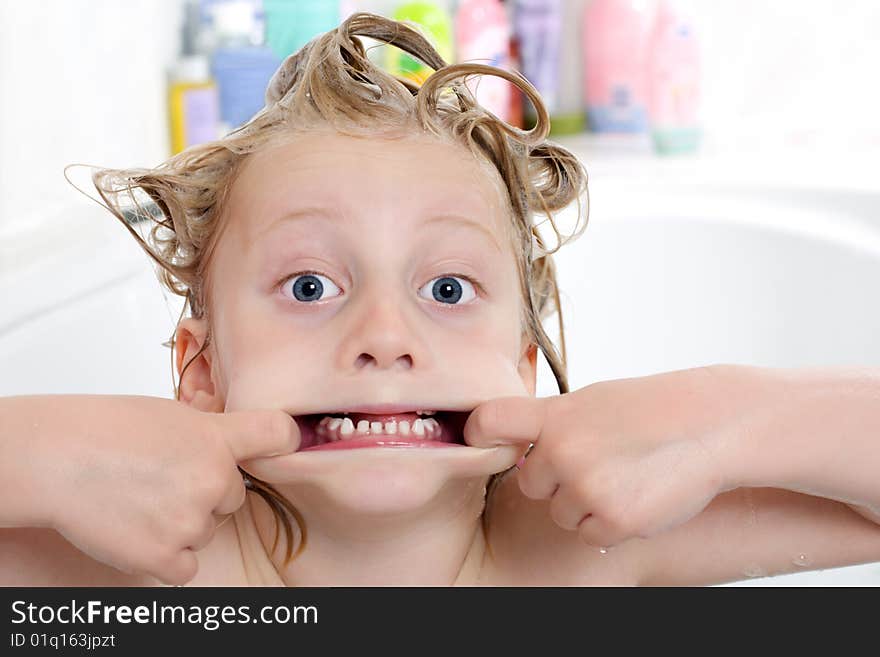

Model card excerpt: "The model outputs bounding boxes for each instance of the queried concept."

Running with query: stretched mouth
[292,409,470,452]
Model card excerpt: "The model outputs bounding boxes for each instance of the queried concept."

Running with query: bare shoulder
[0,523,248,587]
[480,471,645,586]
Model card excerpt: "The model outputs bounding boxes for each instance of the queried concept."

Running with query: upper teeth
[315,415,441,441]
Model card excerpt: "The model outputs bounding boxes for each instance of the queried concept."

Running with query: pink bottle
[455,0,514,123]
[582,0,650,133]
[646,0,702,154]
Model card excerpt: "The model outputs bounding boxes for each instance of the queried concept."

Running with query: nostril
[354,353,413,369]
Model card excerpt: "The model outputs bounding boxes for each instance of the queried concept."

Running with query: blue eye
[418,276,476,304]
[283,273,342,302]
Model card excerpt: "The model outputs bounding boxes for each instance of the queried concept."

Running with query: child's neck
[247,478,491,586]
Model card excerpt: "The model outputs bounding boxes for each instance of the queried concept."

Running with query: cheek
[210,293,324,402]
[434,298,523,367]
[220,334,322,413]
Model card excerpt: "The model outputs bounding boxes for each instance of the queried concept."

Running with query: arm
[639,364,880,585]
[476,365,880,586]
[0,527,160,586]
[0,393,295,586]
[487,475,880,587]
[0,395,151,585]
[0,395,63,529]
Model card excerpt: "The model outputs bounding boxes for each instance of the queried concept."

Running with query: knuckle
[547,438,581,477]
[266,410,294,447]
[197,515,217,544]
[473,402,499,436]
[193,476,223,506]
[200,511,218,538]
[578,524,603,548]
[207,468,229,500]
[232,480,247,508]
[604,510,634,538]
[166,556,197,586]
[198,462,233,501]
[151,546,184,582]
[548,498,572,530]
[584,462,619,501]
[176,512,209,544]
[599,494,641,539]
[516,472,542,500]
[570,478,593,507]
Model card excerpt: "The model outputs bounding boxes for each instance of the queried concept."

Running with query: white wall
[689,0,880,155]
[0,0,180,251]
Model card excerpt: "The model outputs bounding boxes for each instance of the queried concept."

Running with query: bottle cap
[170,54,212,82]
[212,0,258,45]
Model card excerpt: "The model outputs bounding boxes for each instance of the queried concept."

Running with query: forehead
[224,131,513,246]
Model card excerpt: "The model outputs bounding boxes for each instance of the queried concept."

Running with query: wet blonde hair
[79,12,589,567]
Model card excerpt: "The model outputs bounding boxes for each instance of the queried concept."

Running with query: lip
[300,403,465,415]
[299,436,467,452]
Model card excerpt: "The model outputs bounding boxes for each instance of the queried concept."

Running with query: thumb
[213,409,301,462]
[463,396,546,448]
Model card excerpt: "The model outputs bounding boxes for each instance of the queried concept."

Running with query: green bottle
[386,1,455,85]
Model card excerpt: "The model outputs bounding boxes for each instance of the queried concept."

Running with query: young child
[1,12,879,587]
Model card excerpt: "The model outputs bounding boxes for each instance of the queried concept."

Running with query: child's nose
[337,296,426,372]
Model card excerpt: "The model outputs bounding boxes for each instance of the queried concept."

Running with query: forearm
[716,364,880,517]
[0,395,59,528]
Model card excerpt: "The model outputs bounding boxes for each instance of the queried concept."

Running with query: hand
[42,395,299,585]
[463,366,742,548]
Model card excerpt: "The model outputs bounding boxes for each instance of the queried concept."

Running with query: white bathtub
[1,135,879,585]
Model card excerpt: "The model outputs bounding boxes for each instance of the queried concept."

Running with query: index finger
[463,396,546,448]
[211,409,301,461]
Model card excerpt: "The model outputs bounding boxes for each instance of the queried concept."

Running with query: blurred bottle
[386,1,455,85]
[582,0,650,133]
[167,0,221,155]
[209,0,282,133]
[542,0,586,136]
[263,0,340,60]
[455,0,514,122]
[197,0,265,52]
[511,0,562,130]
[646,0,701,154]
[341,1,399,68]
[507,24,524,128]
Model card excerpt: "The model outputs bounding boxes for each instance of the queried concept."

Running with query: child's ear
[517,342,539,396]
[175,317,224,413]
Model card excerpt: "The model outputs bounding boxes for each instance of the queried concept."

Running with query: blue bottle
[207,0,282,132]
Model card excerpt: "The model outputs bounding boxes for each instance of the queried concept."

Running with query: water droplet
[598,547,608,554]
[742,563,766,578]
[793,554,810,567]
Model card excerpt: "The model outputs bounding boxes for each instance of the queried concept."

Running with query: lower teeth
[318,417,439,441]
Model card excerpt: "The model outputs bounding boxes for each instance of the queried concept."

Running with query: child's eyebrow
[422,213,503,253]
[248,206,341,251]
[247,206,503,253]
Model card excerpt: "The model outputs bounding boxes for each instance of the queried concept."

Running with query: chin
[310,457,463,515]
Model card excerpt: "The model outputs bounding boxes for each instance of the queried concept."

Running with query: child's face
[183,131,534,510]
